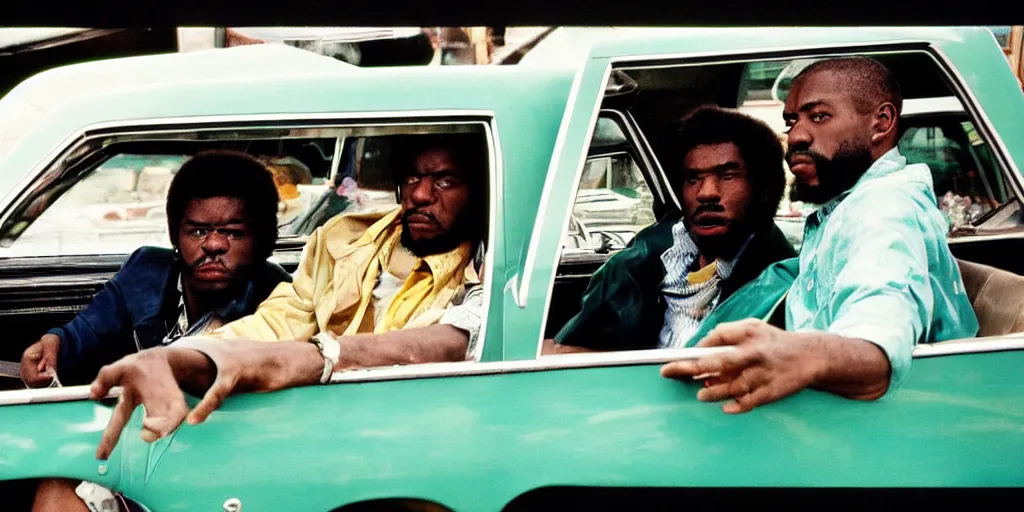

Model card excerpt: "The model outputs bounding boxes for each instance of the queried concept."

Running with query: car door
[504,26,1024,503]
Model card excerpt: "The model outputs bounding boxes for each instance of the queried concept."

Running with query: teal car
[2,27,1024,511]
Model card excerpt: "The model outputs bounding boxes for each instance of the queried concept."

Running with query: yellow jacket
[211,206,477,342]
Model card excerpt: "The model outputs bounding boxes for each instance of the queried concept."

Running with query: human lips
[405,212,440,231]
[194,262,230,279]
[406,213,435,224]
[787,154,817,178]
[694,211,727,226]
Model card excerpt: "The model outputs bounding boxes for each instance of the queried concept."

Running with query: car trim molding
[4,336,1021,406]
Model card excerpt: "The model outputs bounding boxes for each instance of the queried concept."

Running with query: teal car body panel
[2,27,1024,511]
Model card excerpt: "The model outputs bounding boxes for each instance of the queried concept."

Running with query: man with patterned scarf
[545,106,797,354]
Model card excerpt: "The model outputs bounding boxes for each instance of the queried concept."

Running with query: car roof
[585,26,988,58]
[0,43,576,209]
[520,26,992,66]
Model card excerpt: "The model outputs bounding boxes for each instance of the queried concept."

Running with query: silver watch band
[310,332,341,384]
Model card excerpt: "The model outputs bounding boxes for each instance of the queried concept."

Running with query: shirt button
[806,279,814,292]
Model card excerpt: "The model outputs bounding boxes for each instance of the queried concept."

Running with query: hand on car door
[20,334,61,388]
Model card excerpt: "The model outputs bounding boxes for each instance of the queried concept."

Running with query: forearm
[166,339,324,395]
[805,333,892,401]
[166,348,218,395]
[335,325,469,370]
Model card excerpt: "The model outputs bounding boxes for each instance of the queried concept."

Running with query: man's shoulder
[629,212,683,251]
[317,207,400,247]
[108,246,176,300]
[117,246,177,276]
[838,173,940,229]
[753,223,798,258]
[254,259,294,285]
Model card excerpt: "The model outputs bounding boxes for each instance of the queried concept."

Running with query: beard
[787,142,875,205]
[399,209,468,258]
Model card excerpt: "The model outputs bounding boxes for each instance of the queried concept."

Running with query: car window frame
[528,42,1024,364]
[556,109,674,269]
[0,110,503,370]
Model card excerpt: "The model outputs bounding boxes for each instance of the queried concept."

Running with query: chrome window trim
[3,336,1022,406]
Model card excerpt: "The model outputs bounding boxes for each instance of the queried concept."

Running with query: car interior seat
[956,258,1024,337]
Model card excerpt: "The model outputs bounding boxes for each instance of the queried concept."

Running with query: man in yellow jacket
[207,132,488,367]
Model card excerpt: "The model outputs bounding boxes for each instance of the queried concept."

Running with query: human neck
[694,238,742,270]
[181,280,234,323]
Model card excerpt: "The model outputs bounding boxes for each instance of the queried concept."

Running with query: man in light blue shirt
[661,56,979,413]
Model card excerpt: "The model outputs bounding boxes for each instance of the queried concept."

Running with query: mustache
[785,145,828,165]
[186,255,225,269]
[693,203,726,216]
[402,209,440,225]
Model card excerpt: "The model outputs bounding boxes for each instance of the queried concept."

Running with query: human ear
[870,103,898,144]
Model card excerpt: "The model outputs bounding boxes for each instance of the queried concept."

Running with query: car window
[0,124,495,259]
[736,58,1021,248]
[900,119,1014,233]
[6,154,189,257]
[559,116,657,264]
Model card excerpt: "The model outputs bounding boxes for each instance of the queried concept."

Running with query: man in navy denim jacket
[20,150,292,388]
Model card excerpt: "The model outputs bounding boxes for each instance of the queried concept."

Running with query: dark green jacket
[555,211,798,351]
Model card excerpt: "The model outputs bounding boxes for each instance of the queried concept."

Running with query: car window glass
[0,125,494,258]
[735,57,1020,249]
[561,151,656,261]
[900,120,1014,234]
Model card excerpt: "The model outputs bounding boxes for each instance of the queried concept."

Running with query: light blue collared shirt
[786,147,979,396]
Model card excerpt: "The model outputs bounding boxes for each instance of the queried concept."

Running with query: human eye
[187,227,209,239]
[220,229,248,240]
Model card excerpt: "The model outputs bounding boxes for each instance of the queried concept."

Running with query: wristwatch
[309,332,341,384]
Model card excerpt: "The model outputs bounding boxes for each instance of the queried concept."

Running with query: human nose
[787,120,812,148]
[696,176,721,203]
[202,230,229,253]
[405,178,435,206]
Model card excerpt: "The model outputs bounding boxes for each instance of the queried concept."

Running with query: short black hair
[388,131,488,184]
[794,56,903,116]
[387,131,490,238]
[661,105,786,228]
[166,150,280,261]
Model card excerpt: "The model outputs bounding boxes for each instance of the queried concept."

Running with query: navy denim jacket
[49,246,292,385]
